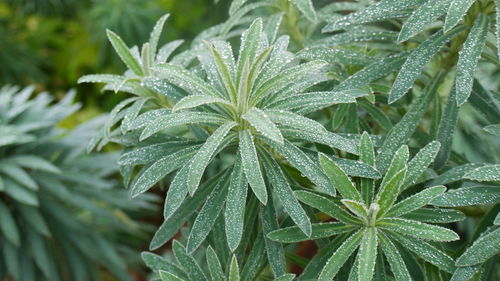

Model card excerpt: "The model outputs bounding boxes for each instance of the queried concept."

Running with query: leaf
[229,0,248,15]
[359,101,393,131]
[318,229,364,281]
[239,130,267,204]
[464,164,500,181]
[484,124,500,136]
[357,228,378,281]
[262,152,312,237]
[237,18,262,84]
[172,241,207,281]
[159,271,184,281]
[359,132,376,204]
[378,218,459,241]
[444,0,475,31]
[242,108,283,144]
[106,30,143,76]
[149,14,169,63]
[206,246,226,281]
[10,155,60,174]
[329,156,381,179]
[402,208,465,223]
[267,222,357,243]
[264,109,326,134]
[402,141,441,189]
[435,87,460,169]
[295,190,360,225]
[388,26,466,104]
[229,256,240,281]
[274,274,296,281]
[450,265,481,281]
[186,172,230,253]
[261,195,286,277]
[225,156,248,252]
[269,91,357,114]
[292,0,317,22]
[429,163,485,186]
[0,163,38,190]
[456,227,500,266]
[376,168,407,217]
[388,186,447,217]
[119,142,200,166]
[388,232,456,273]
[319,153,361,201]
[496,0,500,60]
[341,199,368,219]
[163,165,190,220]
[431,186,500,207]
[378,232,412,281]
[0,201,20,247]
[206,42,237,99]
[456,14,489,105]
[173,95,231,112]
[377,73,444,172]
[380,146,409,191]
[141,252,188,279]
[398,0,451,42]
[298,47,374,65]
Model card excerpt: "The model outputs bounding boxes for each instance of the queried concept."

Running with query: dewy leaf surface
[398,0,451,42]
[239,130,267,204]
[243,108,284,144]
[456,227,500,266]
[444,0,475,31]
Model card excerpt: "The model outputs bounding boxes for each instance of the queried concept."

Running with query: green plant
[80,1,499,280]
[0,85,156,281]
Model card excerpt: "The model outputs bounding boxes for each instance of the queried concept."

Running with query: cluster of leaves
[0,86,157,281]
[81,0,499,280]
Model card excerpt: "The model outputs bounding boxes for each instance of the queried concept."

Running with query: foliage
[0,86,157,281]
[67,0,500,280]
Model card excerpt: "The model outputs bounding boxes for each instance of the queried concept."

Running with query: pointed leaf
[0,201,20,247]
[172,241,207,281]
[431,186,500,207]
[264,109,326,133]
[378,218,459,241]
[444,0,475,31]
[173,95,231,112]
[206,246,226,281]
[106,30,143,76]
[319,153,361,201]
[225,156,248,252]
[403,141,441,189]
[398,0,451,42]
[239,130,267,204]
[378,232,412,281]
[295,190,360,225]
[358,227,378,281]
[341,199,368,219]
[388,186,447,217]
[243,108,283,144]
[292,0,317,21]
[376,168,407,217]
[163,165,189,220]
[456,227,500,266]
[267,222,357,243]
[464,164,500,181]
[435,88,459,169]
[229,256,240,281]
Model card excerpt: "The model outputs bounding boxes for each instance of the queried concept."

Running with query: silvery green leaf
[402,141,441,190]
[495,213,500,225]
[119,142,200,166]
[187,122,236,195]
[9,155,60,174]
[3,178,38,206]
[242,108,283,144]
[141,252,188,279]
[106,30,143,76]
[335,53,408,91]
[121,98,150,133]
[268,91,356,113]
[402,208,465,223]
[267,222,357,243]
[295,190,361,225]
[359,101,393,131]
[380,145,409,190]
[444,0,476,31]
[140,112,228,140]
[237,18,263,84]
[229,0,248,16]
[456,227,500,266]
[496,0,500,60]
[484,124,500,136]
[319,153,360,200]
[206,42,237,98]
[261,195,286,277]
[450,265,481,281]
[163,165,189,220]
[0,201,20,247]
[378,218,459,241]
[142,77,186,101]
[172,95,231,112]
[261,153,311,237]
[186,167,229,253]
[317,28,399,45]
[221,2,269,36]
[255,36,291,88]
[388,232,456,273]
[0,163,38,190]
[323,0,426,32]
[156,40,184,64]
[398,0,451,42]
[229,256,240,281]
[428,163,485,186]
[464,164,500,181]
[264,13,284,43]
[104,97,139,134]
[206,246,226,281]
[292,0,317,22]
[376,168,407,217]
[274,274,295,281]
[326,156,380,179]
[77,74,123,84]
[357,227,377,281]
[130,147,197,197]
[378,232,412,281]
[388,26,466,104]
[153,63,225,99]
[431,186,500,207]
[172,241,207,281]
[225,156,248,252]
[264,109,326,133]
[435,87,459,169]
[359,132,375,204]
[299,47,374,65]
[148,14,169,64]
[18,205,50,236]
[318,229,364,281]
[239,130,267,205]
[456,14,489,105]
[159,271,183,281]
[341,199,368,219]
[388,186,447,217]
[377,73,444,173]
[281,129,359,155]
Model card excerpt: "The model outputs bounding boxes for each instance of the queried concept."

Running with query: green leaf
[10,155,60,174]
[318,229,364,281]
[388,26,466,104]
[378,218,459,241]
[163,166,189,220]
[119,141,200,166]
[243,108,283,144]
[341,199,368,219]
[431,186,500,207]
[225,156,248,252]
[0,163,38,190]
[380,145,409,191]
[187,122,236,195]
[464,164,500,181]
[402,141,441,190]
[450,265,481,281]
[228,256,240,281]
[267,222,357,243]
[173,95,231,112]
[429,163,485,186]
[141,252,188,280]
[376,168,407,217]
[292,0,317,21]
[0,201,20,247]
[398,0,451,42]
[18,205,50,236]
[388,232,456,273]
[495,212,500,225]
[484,124,500,136]
[130,147,196,197]
[319,153,361,201]
[298,47,374,65]
[186,167,230,253]
[237,18,263,84]
[378,73,444,172]
[274,274,296,281]
[239,130,267,205]
[206,246,226,281]
[264,109,326,134]
[329,156,381,179]
[435,87,460,169]
[360,132,376,204]
[261,195,286,277]
[206,42,237,99]
[378,232,412,281]
[159,271,184,281]
[106,30,143,76]
[456,227,500,266]
[456,14,489,105]
[172,241,207,281]
[358,227,378,281]
[295,190,360,225]
[444,0,475,31]
[359,101,393,131]
[496,0,500,60]
[148,14,169,62]
[388,186,447,217]
[262,153,312,237]
[402,208,465,223]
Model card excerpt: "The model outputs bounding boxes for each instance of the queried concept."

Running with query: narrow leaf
[378,218,459,241]
[239,130,267,204]
[358,228,378,281]
[106,30,143,75]
[225,156,248,252]
[398,0,451,42]
[242,108,283,144]
[444,0,475,31]
[456,227,500,266]
[267,222,357,243]
[388,186,447,217]
[319,153,361,201]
